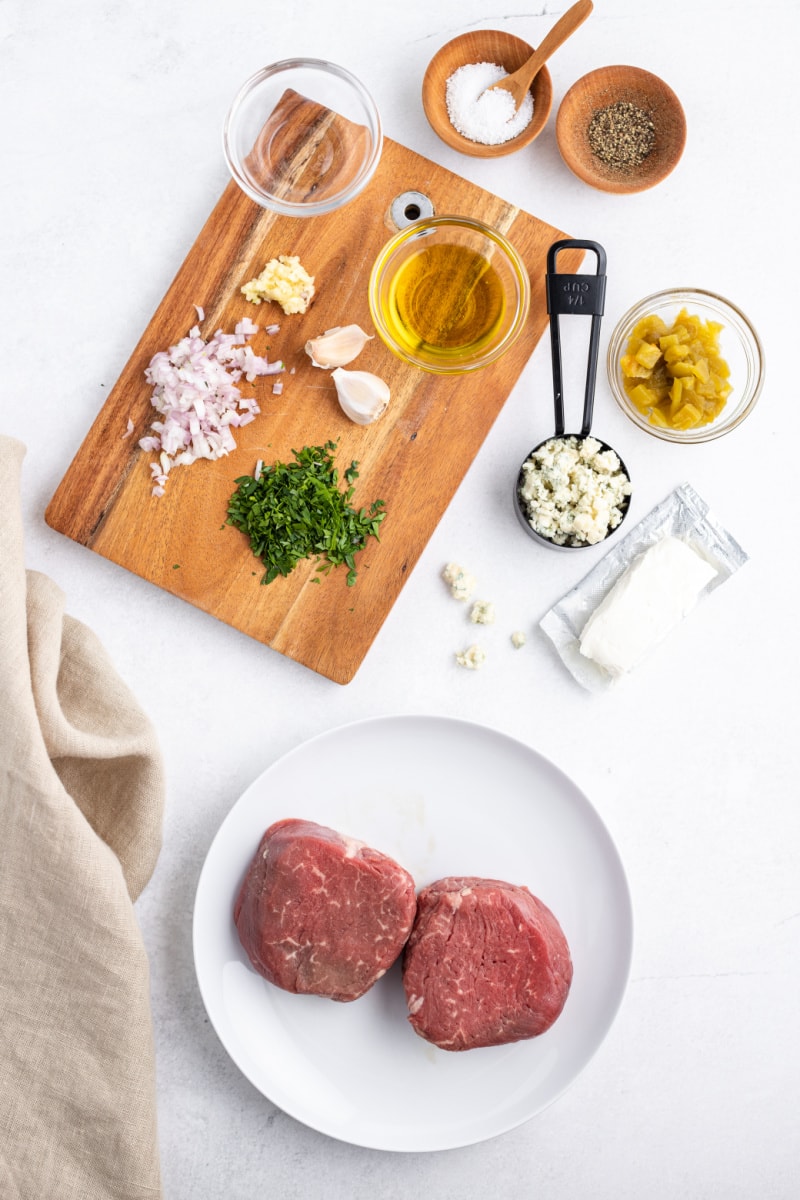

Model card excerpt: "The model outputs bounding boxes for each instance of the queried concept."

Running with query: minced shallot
[139,316,282,496]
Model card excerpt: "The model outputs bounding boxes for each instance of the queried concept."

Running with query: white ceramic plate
[193,715,633,1152]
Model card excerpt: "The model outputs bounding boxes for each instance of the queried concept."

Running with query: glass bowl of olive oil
[368,216,531,373]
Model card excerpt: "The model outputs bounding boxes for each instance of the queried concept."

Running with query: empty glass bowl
[607,287,765,443]
[223,59,383,217]
[368,215,531,374]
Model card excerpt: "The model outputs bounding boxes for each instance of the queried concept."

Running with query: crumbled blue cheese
[469,599,495,625]
[455,644,486,670]
[442,562,477,602]
[518,435,631,547]
[579,535,718,676]
[510,630,527,649]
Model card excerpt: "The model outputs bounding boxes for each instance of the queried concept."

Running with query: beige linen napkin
[1,436,164,1199]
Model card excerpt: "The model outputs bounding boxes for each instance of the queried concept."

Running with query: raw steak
[402,876,572,1050]
[234,818,417,1002]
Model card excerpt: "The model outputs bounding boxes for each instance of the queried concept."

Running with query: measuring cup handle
[546,239,607,438]
[547,239,607,277]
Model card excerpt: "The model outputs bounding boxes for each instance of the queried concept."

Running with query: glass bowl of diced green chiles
[607,288,765,443]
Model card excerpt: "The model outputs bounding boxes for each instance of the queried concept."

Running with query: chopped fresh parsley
[226,441,386,587]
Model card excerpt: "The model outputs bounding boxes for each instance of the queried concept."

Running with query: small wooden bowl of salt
[422,30,553,158]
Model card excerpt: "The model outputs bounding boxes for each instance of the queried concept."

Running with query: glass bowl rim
[367,214,532,375]
[222,57,383,218]
[606,286,765,443]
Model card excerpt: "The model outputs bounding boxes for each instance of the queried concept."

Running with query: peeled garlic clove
[305,324,373,369]
[332,367,390,425]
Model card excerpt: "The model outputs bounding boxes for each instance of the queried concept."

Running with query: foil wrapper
[539,482,748,691]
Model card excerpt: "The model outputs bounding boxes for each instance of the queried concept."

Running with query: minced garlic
[241,255,315,315]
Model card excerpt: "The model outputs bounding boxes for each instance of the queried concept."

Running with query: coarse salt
[445,61,534,145]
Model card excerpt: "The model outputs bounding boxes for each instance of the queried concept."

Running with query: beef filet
[234,818,417,1002]
[402,876,572,1050]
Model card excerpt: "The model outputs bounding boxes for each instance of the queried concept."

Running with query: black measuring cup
[513,238,632,549]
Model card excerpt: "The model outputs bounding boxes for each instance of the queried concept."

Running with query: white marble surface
[2,0,798,1196]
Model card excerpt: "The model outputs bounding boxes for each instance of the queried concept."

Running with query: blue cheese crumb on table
[455,644,486,670]
[511,631,527,649]
[442,562,477,602]
[470,599,495,625]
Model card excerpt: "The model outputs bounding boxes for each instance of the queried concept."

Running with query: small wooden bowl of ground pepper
[556,65,686,193]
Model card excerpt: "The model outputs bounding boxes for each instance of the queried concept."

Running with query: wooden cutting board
[46,107,581,684]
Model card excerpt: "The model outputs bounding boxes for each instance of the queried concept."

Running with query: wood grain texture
[243,88,372,206]
[46,121,581,684]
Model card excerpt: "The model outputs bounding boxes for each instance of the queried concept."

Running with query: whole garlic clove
[305,324,373,369]
[332,367,390,425]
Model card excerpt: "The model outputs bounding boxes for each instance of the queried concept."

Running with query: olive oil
[385,242,506,363]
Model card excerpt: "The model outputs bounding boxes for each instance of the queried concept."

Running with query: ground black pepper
[587,101,655,171]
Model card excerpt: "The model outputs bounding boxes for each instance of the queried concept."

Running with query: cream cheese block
[579,535,718,676]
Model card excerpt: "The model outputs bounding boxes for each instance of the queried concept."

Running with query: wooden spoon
[488,0,593,112]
